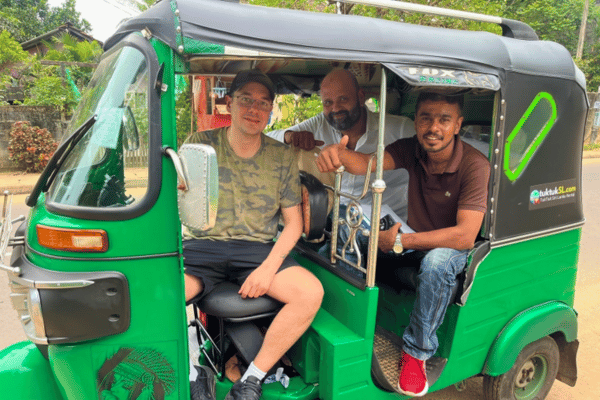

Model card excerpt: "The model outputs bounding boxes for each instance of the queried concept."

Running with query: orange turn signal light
[37,225,109,252]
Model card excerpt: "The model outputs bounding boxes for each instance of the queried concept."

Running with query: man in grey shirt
[267,69,415,220]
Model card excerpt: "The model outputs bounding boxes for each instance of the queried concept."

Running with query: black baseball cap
[227,69,275,101]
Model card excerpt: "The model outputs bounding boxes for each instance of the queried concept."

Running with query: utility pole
[576,0,589,59]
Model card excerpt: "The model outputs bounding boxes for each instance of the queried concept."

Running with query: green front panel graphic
[504,92,557,181]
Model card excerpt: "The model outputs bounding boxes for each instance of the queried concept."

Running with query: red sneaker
[397,351,429,397]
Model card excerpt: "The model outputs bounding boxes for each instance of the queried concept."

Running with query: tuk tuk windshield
[47,46,150,208]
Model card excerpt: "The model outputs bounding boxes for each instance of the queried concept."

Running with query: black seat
[189,282,283,378]
[196,281,282,321]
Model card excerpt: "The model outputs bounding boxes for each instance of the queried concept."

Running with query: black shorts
[183,239,297,300]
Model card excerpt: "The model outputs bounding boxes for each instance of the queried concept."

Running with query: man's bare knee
[273,267,324,314]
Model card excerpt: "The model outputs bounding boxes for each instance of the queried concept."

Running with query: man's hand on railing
[378,222,402,253]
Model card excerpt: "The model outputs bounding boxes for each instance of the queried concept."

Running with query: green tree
[43,32,103,92]
[0,0,91,42]
[0,30,33,104]
[267,94,323,132]
[0,30,30,70]
[46,0,92,33]
[14,31,104,114]
[23,74,76,111]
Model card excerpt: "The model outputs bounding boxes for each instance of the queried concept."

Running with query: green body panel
[483,301,577,376]
[0,341,63,399]
[285,255,410,400]
[430,229,580,389]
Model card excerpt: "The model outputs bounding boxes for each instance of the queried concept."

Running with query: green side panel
[182,37,225,55]
[504,92,557,181]
[288,255,410,400]
[20,38,190,400]
[0,341,64,399]
[483,301,577,376]
[427,229,580,390]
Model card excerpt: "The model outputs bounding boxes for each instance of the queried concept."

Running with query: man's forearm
[401,227,475,251]
[339,149,372,175]
[263,205,303,269]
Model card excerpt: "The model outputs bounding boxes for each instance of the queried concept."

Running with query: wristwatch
[392,233,403,254]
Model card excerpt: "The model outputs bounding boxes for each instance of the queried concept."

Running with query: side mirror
[122,106,140,151]
[166,144,218,231]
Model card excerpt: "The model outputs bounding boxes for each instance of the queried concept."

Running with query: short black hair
[415,92,464,115]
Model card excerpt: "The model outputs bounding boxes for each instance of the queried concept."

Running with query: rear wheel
[483,336,559,400]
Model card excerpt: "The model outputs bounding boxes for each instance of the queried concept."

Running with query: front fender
[0,341,64,399]
[483,301,577,376]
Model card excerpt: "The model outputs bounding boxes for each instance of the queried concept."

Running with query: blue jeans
[320,205,469,360]
[401,247,468,360]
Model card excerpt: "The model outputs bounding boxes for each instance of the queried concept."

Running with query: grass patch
[584,143,600,151]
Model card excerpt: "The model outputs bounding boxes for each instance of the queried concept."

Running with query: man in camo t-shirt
[182,70,324,400]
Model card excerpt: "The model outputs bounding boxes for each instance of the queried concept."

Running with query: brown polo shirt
[385,135,490,233]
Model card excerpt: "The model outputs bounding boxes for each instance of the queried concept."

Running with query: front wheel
[483,336,559,400]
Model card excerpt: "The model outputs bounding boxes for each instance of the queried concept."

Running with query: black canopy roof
[105,0,584,89]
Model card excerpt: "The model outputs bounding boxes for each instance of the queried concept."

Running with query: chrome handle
[164,147,189,191]
[0,263,21,276]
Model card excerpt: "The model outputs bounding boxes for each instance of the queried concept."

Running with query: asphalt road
[1,159,600,399]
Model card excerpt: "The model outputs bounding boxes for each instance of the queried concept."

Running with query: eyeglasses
[234,95,273,112]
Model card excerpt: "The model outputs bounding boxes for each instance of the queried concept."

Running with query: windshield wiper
[26,115,98,207]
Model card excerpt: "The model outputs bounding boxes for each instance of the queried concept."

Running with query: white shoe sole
[397,381,429,397]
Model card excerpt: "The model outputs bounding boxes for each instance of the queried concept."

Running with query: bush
[8,121,58,173]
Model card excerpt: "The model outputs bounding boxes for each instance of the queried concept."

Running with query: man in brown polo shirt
[316,92,490,397]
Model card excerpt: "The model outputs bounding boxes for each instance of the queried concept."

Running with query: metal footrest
[372,327,447,393]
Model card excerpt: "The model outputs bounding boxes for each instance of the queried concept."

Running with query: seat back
[300,171,330,241]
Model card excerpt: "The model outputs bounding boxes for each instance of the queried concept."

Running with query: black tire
[483,336,559,400]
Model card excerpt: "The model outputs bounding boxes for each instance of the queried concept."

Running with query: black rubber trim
[11,253,130,344]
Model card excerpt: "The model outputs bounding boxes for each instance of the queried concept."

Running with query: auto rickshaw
[0,0,584,399]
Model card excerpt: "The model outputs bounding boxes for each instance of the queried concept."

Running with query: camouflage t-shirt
[186,127,301,242]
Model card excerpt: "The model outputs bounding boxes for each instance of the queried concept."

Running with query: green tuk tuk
[0,0,584,399]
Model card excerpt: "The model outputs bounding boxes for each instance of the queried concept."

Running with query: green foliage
[42,33,103,97]
[504,0,584,52]
[0,0,91,42]
[584,142,600,150]
[248,0,333,12]
[175,83,194,147]
[266,94,323,132]
[44,33,102,63]
[0,30,32,103]
[0,30,29,68]
[23,75,77,111]
[8,121,58,173]
[134,0,156,12]
[46,0,91,33]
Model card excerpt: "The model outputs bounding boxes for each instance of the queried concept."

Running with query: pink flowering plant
[8,121,58,173]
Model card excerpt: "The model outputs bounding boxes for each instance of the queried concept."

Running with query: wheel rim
[513,354,548,400]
